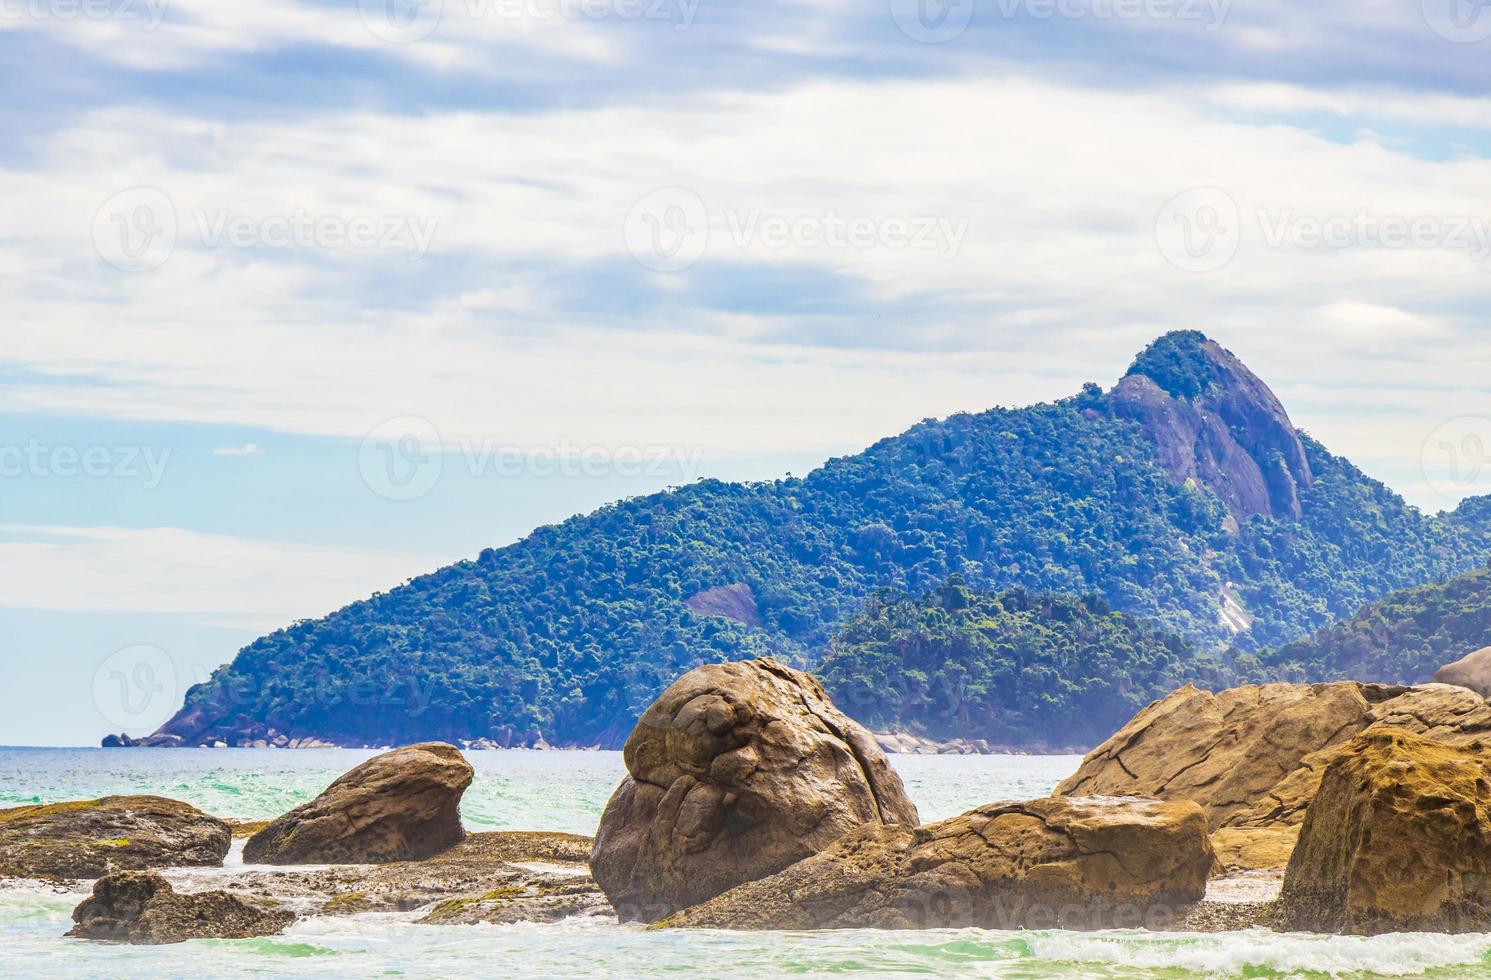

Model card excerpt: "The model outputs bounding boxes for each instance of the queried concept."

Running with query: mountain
[1246,565,1491,686]
[816,577,1212,750]
[137,331,1491,748]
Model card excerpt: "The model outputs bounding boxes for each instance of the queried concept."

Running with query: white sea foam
[1030,928,1491,976]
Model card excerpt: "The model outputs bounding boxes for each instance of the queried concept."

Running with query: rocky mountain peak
[1108,332,1313,523]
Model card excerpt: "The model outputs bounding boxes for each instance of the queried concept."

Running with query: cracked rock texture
[660,796,1212,930]
[1282,728,1491,934]
[590,657,919,922]
[68,871,293,944]
[1056,681,1491,859]
[244,742,473,864]
[0,796,230,879]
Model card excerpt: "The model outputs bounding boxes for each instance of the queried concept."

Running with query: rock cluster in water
[23,650,1491,943]
[68,871,295,944]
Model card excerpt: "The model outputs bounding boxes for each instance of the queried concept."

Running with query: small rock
[67,871,293,944]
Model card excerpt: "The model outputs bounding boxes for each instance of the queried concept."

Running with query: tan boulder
[1056,681,1491,852]
[1432,646,1491,697]
[0,796,230,879]
[244,742,473,864]
[661,796,1213,930]
[1209,827,1298,874]
[590,658,919,922]
[1281,728,1491,934]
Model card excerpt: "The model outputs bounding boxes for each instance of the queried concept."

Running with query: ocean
[3,747,1488,978]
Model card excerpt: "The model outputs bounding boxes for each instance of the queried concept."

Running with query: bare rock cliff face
[1110,332,1312,523]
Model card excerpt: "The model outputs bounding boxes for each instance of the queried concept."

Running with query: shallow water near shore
[5,748,1491,978]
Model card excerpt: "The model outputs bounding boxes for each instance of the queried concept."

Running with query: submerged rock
[661,796,1212,930]
[1432,646,1491,697]
[244,742,473,864]
[0,796,230,879]
[205,831,605,922]
[67,871,293,944]
[1281,729,1491,934]
[591,658,918,922]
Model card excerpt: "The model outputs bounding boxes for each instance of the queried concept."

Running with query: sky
[3,0,1491,744]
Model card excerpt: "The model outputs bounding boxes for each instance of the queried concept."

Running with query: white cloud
[1,74,1489,505]
[211,443,264,456]
[0,525,448,630]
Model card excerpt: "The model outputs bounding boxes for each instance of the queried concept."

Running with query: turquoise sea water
[4,748,1491,979]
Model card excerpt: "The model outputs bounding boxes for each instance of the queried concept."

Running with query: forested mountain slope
[138,332,1491,748]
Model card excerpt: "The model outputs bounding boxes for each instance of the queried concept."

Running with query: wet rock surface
[591,658,919,922]
[660,796,1213,931]
[244,742,474,864]
[0,796,230,880]
[67,871,293,944]
[180,831,606,923]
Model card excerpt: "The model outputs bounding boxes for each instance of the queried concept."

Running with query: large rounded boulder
[244,742,473,864]
[1281,728,1491,934]
[0,796,229,879]
[663,796,1214,930]
[1432,646,1491,697]
[590,658,919,921]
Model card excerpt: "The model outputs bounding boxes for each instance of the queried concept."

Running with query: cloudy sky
[4,0,1491,743]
